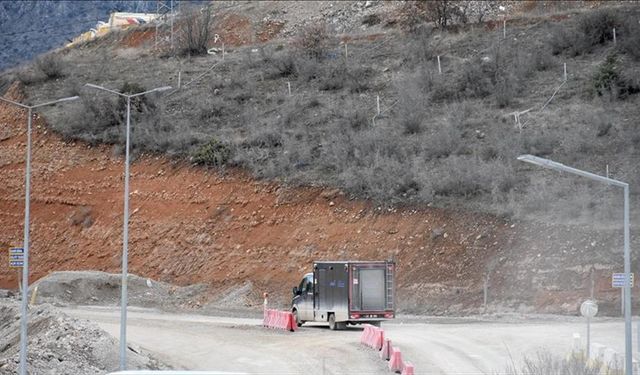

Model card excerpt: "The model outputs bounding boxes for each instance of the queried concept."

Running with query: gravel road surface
[63,307,631,375]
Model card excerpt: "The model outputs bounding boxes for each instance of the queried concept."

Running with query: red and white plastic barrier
[263,308,297,332]
[361,324,384,350]
[360,324,415,375]
[380,338,392,360]
[401,362,415,375]
[388,347,403,373]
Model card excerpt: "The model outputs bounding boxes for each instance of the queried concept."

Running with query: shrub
[424,0,468,29]
[405,27,438,67]
[198,97,227,121]
[0,74,12,95]
[452,44,530,107]
[494,72,517,108]
[244,130,283,149]
[522,131,559,156]
[57,95,122,145]
[549,9,621,56]
[548,25,582,56]
[57,82,161,149]
[16,69,41,86]
[192,138,232,166]
[397,1,469,32]
[432,156,492,197]
[119,82,156,114]
[424,120,462,158]
[35,53,65,80]
[397,1,428,33]
[620,15,640,60]
[266,52,298,79]
[342,106,370,131]
[177,6,212,56]
[319,64,345,91]
[593,53,640,100]
[532,48,555,71]
[457,58,494,99]
[396,90,426,134]
[577,9,619,47]
[297,22,333,60]
[593,54,619,97]
[319,63,373,93]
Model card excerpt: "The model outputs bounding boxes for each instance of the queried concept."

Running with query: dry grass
[499,350,622,375]
[21,4,640,223]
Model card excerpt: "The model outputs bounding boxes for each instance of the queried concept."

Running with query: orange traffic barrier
[263,309,297,332]
[401,362,415,375]
[388,347,403,373]
[360,323,415,374]
[361,324,384,350]
[380,338,392,360]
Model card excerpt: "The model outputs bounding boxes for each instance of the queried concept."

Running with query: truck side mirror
[292,287,299,296]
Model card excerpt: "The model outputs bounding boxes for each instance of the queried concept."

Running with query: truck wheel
[370,321,381,328]
[329,314,337,330]
[293,309,303,327]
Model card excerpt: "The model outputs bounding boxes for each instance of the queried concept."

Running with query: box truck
[291,260,395,330]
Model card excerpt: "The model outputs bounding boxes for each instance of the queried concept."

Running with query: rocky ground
[0,296,167,375]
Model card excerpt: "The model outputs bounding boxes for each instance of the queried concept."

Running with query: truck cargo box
[292,260,395,330]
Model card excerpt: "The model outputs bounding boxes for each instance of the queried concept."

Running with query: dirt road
[63,307,630,375]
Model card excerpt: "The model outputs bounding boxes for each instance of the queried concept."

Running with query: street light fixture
[84,83,171,371]
[0,94,80,375]
[517,154,632,375]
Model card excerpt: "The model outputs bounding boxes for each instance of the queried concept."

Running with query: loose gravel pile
[0,298,167,375]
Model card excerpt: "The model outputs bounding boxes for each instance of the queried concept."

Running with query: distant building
[67,12,160,47]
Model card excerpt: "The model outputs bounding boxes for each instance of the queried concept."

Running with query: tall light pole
[84,83,171,370]
[517,154,632,375]
[0,95,79,375]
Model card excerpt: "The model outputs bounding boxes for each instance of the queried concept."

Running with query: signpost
[581,299,599,358]
[612,273,634,317]
[613,273,634,288]
[8,247,24,293]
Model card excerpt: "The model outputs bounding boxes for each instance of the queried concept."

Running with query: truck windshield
[299,275,313,293]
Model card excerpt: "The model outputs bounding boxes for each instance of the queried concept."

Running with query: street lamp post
[517,154,632,375]
[0,95,79,375]
[84,83,171,370]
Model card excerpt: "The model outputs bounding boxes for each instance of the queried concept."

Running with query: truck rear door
[360,268,386,310]
[350,262,394,318]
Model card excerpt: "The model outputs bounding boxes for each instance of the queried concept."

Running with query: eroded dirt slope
[0,82,506,309]
[0,82,633,315]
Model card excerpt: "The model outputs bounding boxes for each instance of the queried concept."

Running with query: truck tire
[370,321,381,328]
[329,314,337,330]
[293,309,303,327]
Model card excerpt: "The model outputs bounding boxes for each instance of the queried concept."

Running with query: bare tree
[179,5,212,56]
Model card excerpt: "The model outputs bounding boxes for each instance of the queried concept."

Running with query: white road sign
[612,273,634,288]
[580,300,598,318]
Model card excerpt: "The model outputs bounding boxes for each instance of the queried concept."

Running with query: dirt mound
[32,271,208,310]
[205,281,256,310]
[0,298,167,374]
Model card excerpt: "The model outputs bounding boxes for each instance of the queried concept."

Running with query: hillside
[1,1,639,315]
[0,1,158,71]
